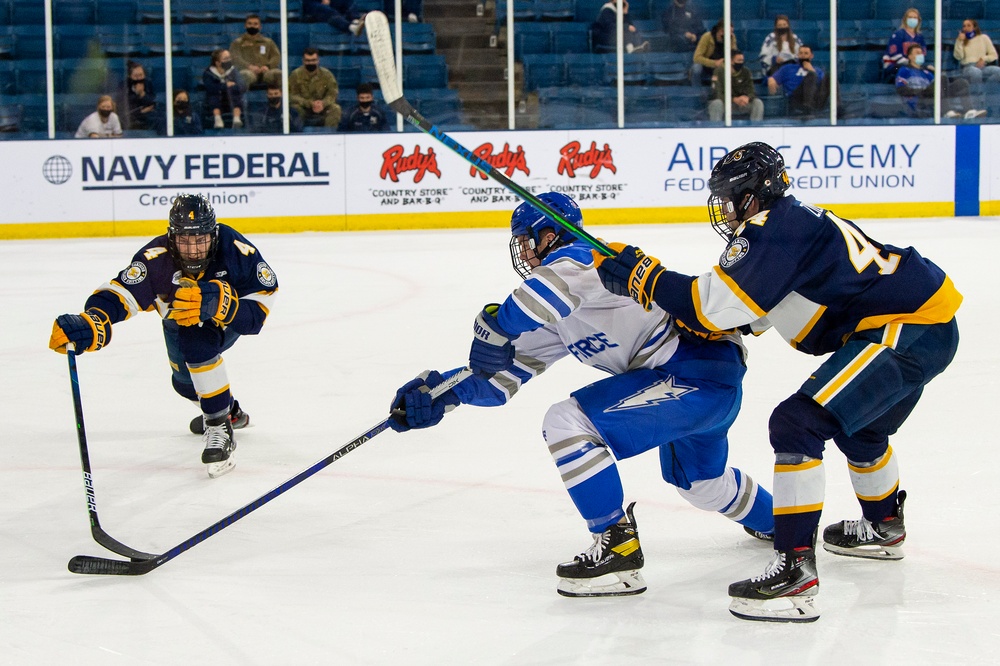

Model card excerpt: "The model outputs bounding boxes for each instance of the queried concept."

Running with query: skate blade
[822,542,904,560]
[728,593,820,623]
[206,457,236,478]
[557,570,646,597]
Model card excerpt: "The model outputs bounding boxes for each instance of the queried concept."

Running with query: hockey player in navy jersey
[387,192,774,597]
[49,194,278,478]
[594,142,961,622]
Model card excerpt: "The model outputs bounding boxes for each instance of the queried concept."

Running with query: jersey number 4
[830,215,900,275]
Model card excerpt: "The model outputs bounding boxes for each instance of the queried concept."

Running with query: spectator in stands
[883,7,927,82]
[708,50,763,122]
[592,0,648,54]
[203,49,245,130]
[339,82,390,132]
[693,20,737,86]
[170,89,202,136]
[119,61,157,131]
[759,14,802,77]
[230,14,283,91]
[305,0,365,36]
[289,47,342,129]
[954,19,1000,86]
[254,82,304,134]
[896,44,986,119]
[75,95,123,139]
[660,0,702,52]
[382,0,422,23]
[767,44,829,116]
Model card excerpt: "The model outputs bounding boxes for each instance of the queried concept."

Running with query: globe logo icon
[43,155,72,185]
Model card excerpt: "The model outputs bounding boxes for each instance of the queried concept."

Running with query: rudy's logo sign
[470,142,530,180]
[59,151,331,191]
[380,144,442,183]
[557,141,616,179]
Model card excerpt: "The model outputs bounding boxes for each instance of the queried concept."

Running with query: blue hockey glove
[388,370,461,433]
[593,243,664,312]
[469,303,517,376]
[49,308,112,353]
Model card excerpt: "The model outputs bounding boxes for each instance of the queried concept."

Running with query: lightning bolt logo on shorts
[605,376,698,412]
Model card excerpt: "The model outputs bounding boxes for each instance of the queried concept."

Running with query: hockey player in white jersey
[388,192,774,597]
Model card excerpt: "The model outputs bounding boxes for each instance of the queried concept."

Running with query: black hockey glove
[389,370,461,433]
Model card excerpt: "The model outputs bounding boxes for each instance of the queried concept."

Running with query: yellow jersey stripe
[774,502,824,515]
[814,343,885,405]
[847,446,894,474]
[774,458,823,474]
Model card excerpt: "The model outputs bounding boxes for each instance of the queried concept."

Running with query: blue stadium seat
[874,0,933,21]
[760,94,787,117]
[947,1,985,20]
[402,23,437,54]
[403,54,448,89]
[331,63,362,89]
[536,0,574,21]
[222,1,262,23]
[986,3,1000,20]
[137,0,167,23]
[175,0,221,23]
[54,2,96,25]
[56,26,100,60]
[262,0,302,23]
[97,1,139,25]
[496,0,538,24]
[730,0,765,20]
[647,52,690,84]
[515,24,553,57]
[573,0,604,23]
[763,0,801,20]
[283,23,311,58]
[311,28,356,55]
[11,0,45,25]
[0,30,16,60]
[566,53,609,86]
[171,56,199,91]
[181,24,226,56]
[18,93,50,132]
[839,51,883,83]
[0,0,10,25]
[663,87,707,122]
[539,86,616,128]
[607,53,649,85]
[15,59,48,95]
[60,58,111,95]
[14,25,47,59]
[0,60,17,95]
[0,101,22,132]
[408,87,462,121]
[550,21,590,53]
[624,86,667,124]
[523,53,567,90]
[829,0,873,21]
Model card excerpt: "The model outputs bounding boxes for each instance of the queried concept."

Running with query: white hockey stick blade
[364,11,403,105]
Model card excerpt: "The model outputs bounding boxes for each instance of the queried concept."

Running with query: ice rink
[2,215,997,664]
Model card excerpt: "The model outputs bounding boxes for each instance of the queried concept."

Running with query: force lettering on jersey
[567,332,620,360]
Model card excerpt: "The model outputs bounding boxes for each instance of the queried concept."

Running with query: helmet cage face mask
[508,192,583,279]
[167,195,219,276]
[510,234,540,280]
[707,142,788,243]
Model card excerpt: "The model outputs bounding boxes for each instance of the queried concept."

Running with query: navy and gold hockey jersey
[84,224,278,335]
[652,196,962,355]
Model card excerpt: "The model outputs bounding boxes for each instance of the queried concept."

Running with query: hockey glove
[593,243,664,312]
[469,303,517,376]
[168,277,239,327]
[388,370,461,433]
[49,308,112,354]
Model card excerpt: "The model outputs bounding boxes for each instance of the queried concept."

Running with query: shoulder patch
[121,261,147,285]
[256,262,277,287]
[720,237,749,268]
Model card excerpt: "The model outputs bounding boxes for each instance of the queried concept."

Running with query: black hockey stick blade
[68,369,473,576]
[67,348,157,561]
[363,11,615,258]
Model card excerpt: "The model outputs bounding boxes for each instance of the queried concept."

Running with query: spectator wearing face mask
[289,47,342,129]
[767,44,829,116]
[896,44,986,119]
[254,82,303,134]
[169,89,202,136]
[693,20,737,86]
[203,48,245,130]
[230,14,283,90]
[759,14,802,77]
[883,7,927,82]
[339,82,389,132]
[75,95,123,138]
[708,50,763,122]
[954,19,1000,86]
[119,61,157,131]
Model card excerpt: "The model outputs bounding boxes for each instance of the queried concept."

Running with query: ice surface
[2,217,997,664]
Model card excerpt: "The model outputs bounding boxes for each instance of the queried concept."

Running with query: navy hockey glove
[169,278,239,327]
[388,370,461,433]
[469,303,517,376]
[49,308,112,354]
[593,243,664,312]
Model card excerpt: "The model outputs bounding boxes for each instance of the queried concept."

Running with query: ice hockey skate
[744,526,774,542]
[823,490,907,560]
[201,418,236,478]
[190,399,249,435]
[728,547,819,623]
[556,502,646,597]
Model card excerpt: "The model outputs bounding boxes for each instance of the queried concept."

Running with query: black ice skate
[728,547,820,623]
[744,526,774,542]
[190,399,250,435]
[201,418,237,478]
[823,490,907,560]
[556,502,646,597]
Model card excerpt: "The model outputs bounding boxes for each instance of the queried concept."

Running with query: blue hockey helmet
[167,193,218,276]
[707,142,789,241]
[509,192,583,279]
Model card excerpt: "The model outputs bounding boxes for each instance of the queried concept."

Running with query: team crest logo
[257,262,277,287]
[720,237,749,268]
[121,261,147,285]
[606,376,697,412]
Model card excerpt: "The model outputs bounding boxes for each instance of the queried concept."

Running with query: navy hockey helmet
[509,192,583,279]
[167,193,218,276]
[707,142,790,241]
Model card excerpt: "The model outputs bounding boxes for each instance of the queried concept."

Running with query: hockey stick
[66,346,157,561]
[364,11,616,258]
[67,368,473,575]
